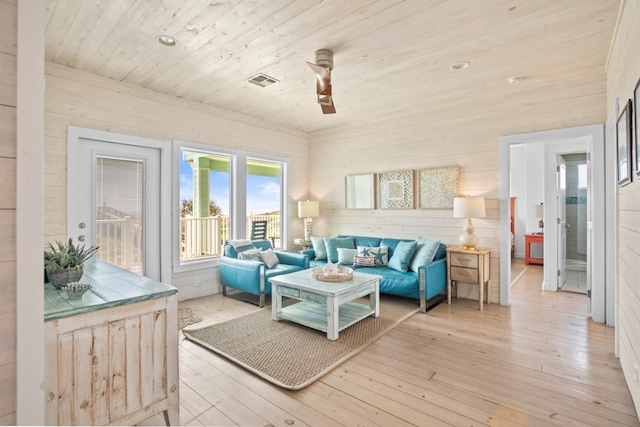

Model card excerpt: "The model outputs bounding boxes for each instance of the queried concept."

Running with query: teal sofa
[301,235,447,312]
[220,239,310,307]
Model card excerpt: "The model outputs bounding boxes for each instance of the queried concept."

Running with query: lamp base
[458,218,479,251]
[303,217,313,242]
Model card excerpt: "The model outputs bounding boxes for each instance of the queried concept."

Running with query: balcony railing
[95,214,281,267]
[96,216,143,274]
[180,214,280,262]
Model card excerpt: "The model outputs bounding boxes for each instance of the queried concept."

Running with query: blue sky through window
[179,157,280,214]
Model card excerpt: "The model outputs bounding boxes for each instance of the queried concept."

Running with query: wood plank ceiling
[44,0,621,133]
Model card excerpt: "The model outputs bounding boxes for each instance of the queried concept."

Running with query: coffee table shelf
[270,270,381,340]
[279,301,376,335]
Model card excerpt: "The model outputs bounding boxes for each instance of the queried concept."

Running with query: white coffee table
[270,269,381,340]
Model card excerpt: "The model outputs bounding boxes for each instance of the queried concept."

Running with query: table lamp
[453,196,486,251]
[298,200,319,242]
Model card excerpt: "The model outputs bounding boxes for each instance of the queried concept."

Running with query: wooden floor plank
[140,260,638,426]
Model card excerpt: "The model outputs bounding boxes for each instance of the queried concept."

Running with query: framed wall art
[345,173,375,209]
[377,170,414,209]
[617,99,632,186]
[634,77,640,176]
[418,166,459,209]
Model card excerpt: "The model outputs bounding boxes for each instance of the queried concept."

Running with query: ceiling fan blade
[320,102,336,114]
[318,84,336,114]
[306,55,335,114]
[306,61,330,80]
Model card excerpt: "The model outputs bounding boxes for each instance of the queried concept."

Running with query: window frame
[172,140,289,273]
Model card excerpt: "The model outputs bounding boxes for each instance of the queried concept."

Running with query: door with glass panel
[70,139,161,280]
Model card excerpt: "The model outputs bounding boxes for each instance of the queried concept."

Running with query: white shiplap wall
[308,60,609,304]
[44,62,309,300]
[606,0,640,415]
[0,0,16,423]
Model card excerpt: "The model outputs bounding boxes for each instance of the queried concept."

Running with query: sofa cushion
[388,240,417,273]
[357,245,389,266]
[325,237,356,263]
[349,236,382,247]
[238,248,262,261]
[310,236,328,260]
[353,256,377,268]
[337,248,357,265]
[410,238,441,272]
[259,248,280,268]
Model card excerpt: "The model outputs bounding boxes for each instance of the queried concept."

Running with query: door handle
[78,235,85,242]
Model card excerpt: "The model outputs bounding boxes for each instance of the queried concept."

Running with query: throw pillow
[259,248,279,268]
[238,248,262,261]
[387,240,417,273]
[353,256,377,268]
[357,245,389,266]
[409,238,441,272]
[324,237,356,263]
[337,248,357,265]
[228,239,255,257]
[310,236,328,260]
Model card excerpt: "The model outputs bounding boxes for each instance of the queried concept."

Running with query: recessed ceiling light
[450,61,470,70]
[507,76,521,85]
[158,35,178,47]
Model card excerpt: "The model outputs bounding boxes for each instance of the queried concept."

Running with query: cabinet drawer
[301,291,326,305]
[450,252,478,268]
[451,266,479,284]
[279,286,300,298]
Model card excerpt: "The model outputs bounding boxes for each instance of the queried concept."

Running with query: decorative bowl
[61,282,92,299]
[311,267,354,282]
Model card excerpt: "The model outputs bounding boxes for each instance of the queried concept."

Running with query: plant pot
[46,265,84,289]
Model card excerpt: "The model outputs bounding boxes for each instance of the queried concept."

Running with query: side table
[446,247,491,311]
[524,233,544,265]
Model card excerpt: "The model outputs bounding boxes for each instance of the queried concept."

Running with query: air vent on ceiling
[247,73,279,87]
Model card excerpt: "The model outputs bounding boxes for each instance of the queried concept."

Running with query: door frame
[499,124,608,323]
[545,141,588,294]
[67,127,172,283]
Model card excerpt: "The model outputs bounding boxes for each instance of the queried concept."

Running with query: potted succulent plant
[44,238,99,289]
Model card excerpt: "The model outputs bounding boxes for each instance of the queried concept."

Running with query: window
[179,149,231,262]
[246,158,283,247]
[175,142,288,270]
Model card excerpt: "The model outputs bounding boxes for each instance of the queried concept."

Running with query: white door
[557,157,567,289]
[69,138,161,280]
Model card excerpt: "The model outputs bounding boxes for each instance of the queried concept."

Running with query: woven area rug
[182,295,419,390]
[178,307,203,330]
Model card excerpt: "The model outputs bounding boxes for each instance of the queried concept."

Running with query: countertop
[44,259,177,321]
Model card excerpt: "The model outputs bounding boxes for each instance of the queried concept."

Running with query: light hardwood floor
[149,265,638,426]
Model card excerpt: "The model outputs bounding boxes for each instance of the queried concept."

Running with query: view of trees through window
[179,149,283,263]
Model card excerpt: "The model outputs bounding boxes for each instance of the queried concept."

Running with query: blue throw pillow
[324,237,355,263]
[310,236,328,260]
[337,248,357,265]
[387,240,417,272]
[409,238,441,272]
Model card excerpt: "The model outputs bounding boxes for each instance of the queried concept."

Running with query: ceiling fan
[306,49,336,114]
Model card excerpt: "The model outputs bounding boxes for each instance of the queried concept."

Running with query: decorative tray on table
[311,267,354,282]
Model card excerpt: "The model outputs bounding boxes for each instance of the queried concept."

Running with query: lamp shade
[453,197,486,219]
[534,203,544,219]
[298,200,319,218]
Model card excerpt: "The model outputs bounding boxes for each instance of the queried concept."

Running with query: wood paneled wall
[0,0,16,423]
[44,63,309,300]
[308,54,608,305]
[606,0,640,415]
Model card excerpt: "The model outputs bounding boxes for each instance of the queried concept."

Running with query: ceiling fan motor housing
[314,49,333,71]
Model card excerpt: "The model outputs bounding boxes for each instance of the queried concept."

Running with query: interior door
[557,157,567,289]
[69,138,161,280]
